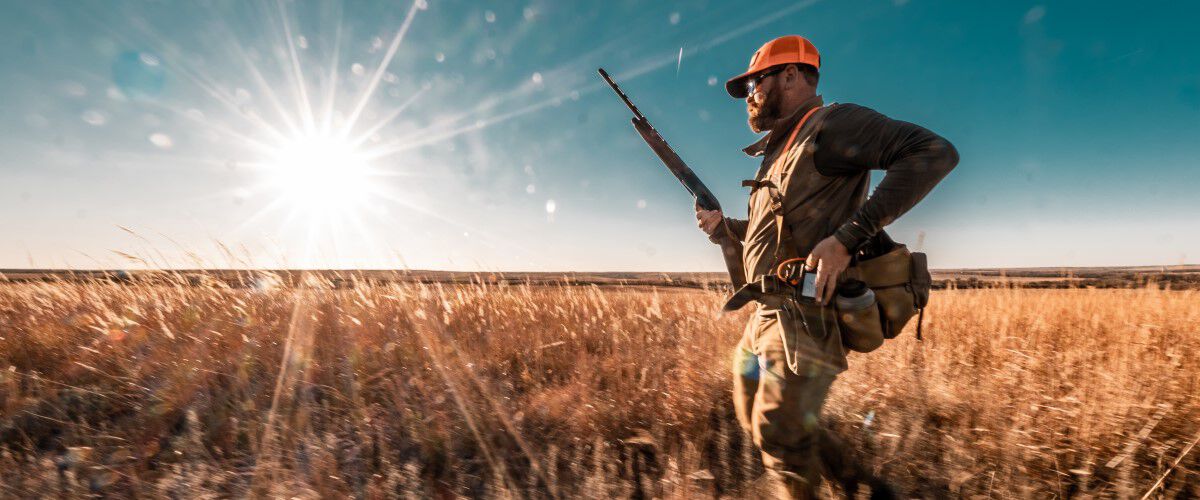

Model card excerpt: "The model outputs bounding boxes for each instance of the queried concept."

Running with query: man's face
[746,72,784,134]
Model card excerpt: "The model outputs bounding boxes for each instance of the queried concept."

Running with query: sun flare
[260,135,377,216]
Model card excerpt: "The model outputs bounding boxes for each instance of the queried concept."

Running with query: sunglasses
[746,66,786,97]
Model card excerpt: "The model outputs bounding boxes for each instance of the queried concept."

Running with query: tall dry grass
[0,276,1196,498]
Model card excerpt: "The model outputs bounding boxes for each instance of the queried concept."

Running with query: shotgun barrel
[598,68,744,287]
[597,68,722,212]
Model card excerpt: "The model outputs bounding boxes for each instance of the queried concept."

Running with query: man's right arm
[696,209,747,243]
[719,217,748,242]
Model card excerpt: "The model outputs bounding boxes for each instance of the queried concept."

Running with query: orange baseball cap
[726,35,821,98]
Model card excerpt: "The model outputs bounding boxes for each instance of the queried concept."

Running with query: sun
[259,134,377,217]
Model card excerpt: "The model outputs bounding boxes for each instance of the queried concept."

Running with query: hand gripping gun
[598,68,745,288]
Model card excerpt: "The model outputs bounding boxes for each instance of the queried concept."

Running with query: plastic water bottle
[835,279,876,311]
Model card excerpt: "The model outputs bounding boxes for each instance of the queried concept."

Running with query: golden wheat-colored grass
[0,277,1196,498]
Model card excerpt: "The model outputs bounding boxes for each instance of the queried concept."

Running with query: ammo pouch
[721,242,932,358]
[841,244,932,347]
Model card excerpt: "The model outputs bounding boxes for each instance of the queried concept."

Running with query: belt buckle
[759,275,783,295]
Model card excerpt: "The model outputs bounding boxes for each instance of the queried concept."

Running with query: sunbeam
[340,0,425,138]
[274,0,318,134]
[233,42,305,138]
[349,86,427,148]
[103,0,437,269]
[318,5,345,136]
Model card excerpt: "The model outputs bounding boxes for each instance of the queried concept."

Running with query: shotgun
[597,68,745,288]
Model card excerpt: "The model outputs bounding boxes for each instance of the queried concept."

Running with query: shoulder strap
[767,105,823,262]
[780,105,823,157]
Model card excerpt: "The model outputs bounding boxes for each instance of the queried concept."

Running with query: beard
[747,89,783,133]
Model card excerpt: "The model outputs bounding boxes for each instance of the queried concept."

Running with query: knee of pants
[752,380,828,457]
[755,414,821,456]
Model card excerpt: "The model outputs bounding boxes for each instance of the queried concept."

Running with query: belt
[722,275,805,312]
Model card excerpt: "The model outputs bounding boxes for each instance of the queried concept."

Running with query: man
[696,35,958,498]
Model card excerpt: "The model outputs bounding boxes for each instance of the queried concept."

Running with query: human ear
[783,65,800,90]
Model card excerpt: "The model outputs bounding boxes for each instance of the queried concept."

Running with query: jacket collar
[741,95,824,157]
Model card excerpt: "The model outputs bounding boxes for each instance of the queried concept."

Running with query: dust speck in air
[148,133,173,149]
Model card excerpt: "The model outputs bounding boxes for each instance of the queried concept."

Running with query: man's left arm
[817,104,959,251]
[805,104,958,303]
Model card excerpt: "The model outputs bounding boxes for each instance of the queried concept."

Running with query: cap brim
[725,70,754,99]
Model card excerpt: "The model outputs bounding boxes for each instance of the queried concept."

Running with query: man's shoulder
[815,103,895,141]
[820,103,883,123]
[810,103,890,172]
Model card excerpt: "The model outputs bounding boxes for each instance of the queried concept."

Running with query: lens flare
[261,135,376,217]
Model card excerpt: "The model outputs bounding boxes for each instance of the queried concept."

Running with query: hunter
[696,35,958,498]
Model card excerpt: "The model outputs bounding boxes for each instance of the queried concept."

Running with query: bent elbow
[932,137,959,177]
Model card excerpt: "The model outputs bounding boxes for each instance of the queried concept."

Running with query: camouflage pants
[732,308,837,499]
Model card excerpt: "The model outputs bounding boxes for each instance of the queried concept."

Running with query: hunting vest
[741,100,872,284]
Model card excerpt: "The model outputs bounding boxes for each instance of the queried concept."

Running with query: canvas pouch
[845,244,931,339]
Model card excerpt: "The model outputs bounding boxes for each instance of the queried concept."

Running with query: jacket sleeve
[705,215,744,243]
[814,104,959,250]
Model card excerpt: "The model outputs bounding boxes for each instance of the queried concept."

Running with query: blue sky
[1,0,1197,270]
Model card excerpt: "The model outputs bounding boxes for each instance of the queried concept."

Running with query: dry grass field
[0,275,1197,498]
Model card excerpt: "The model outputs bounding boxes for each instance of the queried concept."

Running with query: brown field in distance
[3,264,1200,290]
[0,273,1197,497]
